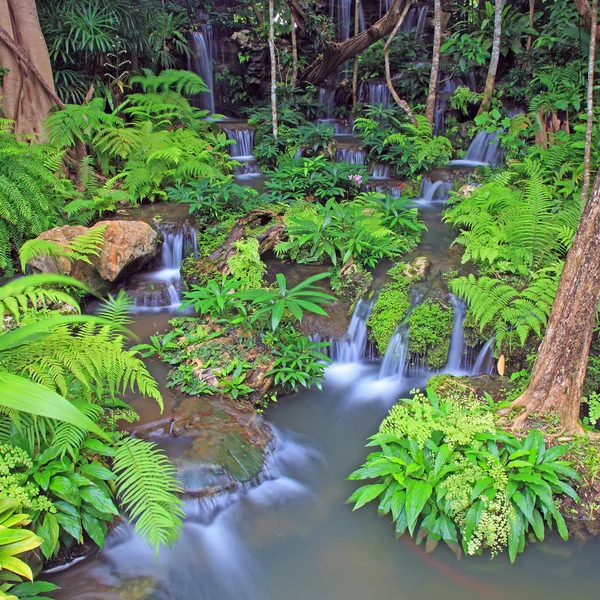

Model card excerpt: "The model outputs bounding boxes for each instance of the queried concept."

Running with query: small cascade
[224,128,261,177]
[335,147,366,165]
[446,295,467,374]
[434,77,461,135]
[361,82,390,107]
[378,327,409,380]
[338,0,352,41]
[417,177,453,203]
[449,130,502,167]
[413,5,429,42]
[328,298,374,363]
[188,25,215,114]
[318,87,336,119]
[372,164,391,179]
[128,224,197,312]
[472,337,496,375]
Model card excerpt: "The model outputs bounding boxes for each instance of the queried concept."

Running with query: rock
[457,184,477,198]
[404,256,430,281]
[135,395,273,496]
[299,300,352,340]
[29,220,158,293]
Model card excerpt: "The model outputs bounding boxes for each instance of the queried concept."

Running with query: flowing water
[51,180,600,598]
[188,26,215,114]
[361,82,390,107]
[449,130,502,168]
[335,147,366,165]
[224,128,261,177]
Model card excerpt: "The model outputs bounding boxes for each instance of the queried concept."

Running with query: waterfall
[445,295,467,374]
[328,298,374,363]
[372,164,391,179]
[361,82,390,106]
[418,177,453,203]
[414,5,429,42]
[338,0,352,41]
[449,130,502,168]
[335,147,366,164]
[472,337,496,375]
[318,88,336,119]
[378,327,409,379]
[188,26,215,114]
[224,129,254,157]
[434,77,462,135]
[224,128,260,177]
[128,224,197,312]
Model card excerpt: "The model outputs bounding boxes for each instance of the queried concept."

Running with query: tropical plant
[267,334,331,392]
[0,275,183,554]
[227,239,267,290]
[236,272,336,332]
[348,389,578,562]
[181,275,246,320]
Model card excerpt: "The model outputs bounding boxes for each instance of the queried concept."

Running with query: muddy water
[50,204,600,600]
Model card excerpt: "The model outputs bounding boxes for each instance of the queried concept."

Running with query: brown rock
[29,220,158,293]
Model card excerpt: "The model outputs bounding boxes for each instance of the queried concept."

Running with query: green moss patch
[408,298,453,370]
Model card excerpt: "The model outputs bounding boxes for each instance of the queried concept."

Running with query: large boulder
[29,220,158,293]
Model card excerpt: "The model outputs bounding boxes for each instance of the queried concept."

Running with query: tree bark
[384,2,417,126]
[268,0,278,138]
[580,0,597,202]
[574,0,600,42]
[478,0,504,115]
[290,12,298,88]
[510,171,600,433]
[352,0,361,110]
[426,0,442,126]
[300,0,410,85]
[0,0,57,137]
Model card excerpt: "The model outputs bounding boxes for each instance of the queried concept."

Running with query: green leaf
[49,476,81,507]
[54,512,82,542]
[78,462,117,481]
[348,483,388,510]
[405,479,433,536]
[81,512,106,547]
[79,486,119,516]
[508,512,525,563]
[530,508,545,541]
[38,513,59,559]
[10,581,60,596]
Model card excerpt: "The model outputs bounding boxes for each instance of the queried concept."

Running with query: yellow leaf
[497,354,506,376]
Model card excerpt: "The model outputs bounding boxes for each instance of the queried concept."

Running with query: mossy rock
[408,298,453,370]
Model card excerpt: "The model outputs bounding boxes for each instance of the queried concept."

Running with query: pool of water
[49,204,600,600]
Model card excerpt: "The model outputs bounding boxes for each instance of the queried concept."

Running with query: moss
[367,264,411,353]
[330,263,373,304]
[463,309,494,348]
[408,299,453,370]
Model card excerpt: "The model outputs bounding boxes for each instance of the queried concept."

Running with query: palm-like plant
[237,272,336,332]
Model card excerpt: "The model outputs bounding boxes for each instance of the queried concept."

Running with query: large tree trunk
[290,12,298,87]
[478,0,504,115]
[300,0,410,85]
[580,0,597,202]
[574,0,600,42]
[0,0,57,137]
[384,3,417,126]
[425,0,442,126]
[510,171,600,433]
[268,0,278,138]
[352,0,361,110]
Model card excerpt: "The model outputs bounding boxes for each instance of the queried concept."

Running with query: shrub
[348,389,579,562]
[228,238,266,290]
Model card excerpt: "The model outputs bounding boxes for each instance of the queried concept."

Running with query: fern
[113,437,184,551]
[450,265,561,349]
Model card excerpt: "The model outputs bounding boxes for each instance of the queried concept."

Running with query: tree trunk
[0,0,57,137]
[477,0,504,115]
[510,171,600,433]
[300,0,410,85]
[384,2,417,126]
[580,0,597,202]
[426,0,442,126]
[290,12,298,88]
[574,0,600,42]
[352,0,361,110]
[268,0,278,138]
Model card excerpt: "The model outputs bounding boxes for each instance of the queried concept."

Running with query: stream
[50,194,600,600]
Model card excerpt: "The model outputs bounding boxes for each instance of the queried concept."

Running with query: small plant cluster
[367,264,412,353]
[354,108,452,178]
[276,194,423,270]
[408,299,454,370]
[139,273,335,405]
[348,389,579,562]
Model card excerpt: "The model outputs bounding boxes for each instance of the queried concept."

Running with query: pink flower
[348,174,363,185]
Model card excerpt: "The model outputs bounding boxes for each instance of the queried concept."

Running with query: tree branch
[0,24,64,110]
[300,0,410,85]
